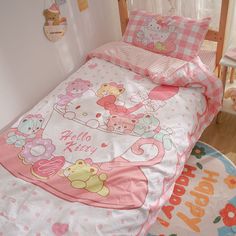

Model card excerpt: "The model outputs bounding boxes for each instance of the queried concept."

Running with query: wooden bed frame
[118,0,229,72]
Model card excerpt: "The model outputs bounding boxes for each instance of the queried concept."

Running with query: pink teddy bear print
[57,78,92,106]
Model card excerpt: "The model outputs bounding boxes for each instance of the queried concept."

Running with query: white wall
[0,0,121,130]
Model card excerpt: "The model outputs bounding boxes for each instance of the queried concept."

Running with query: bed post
[215,0,229,73]
[118,0,129,35]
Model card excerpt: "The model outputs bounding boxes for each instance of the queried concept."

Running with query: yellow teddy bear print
[96,82,125,97]
[63,160,109,197]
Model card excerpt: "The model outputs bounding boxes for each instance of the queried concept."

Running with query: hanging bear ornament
[43,3,67,42]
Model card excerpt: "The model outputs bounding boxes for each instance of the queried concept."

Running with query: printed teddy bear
[134,114,160,136]
[57,78,92,107]
[134,114,172,150]
[6,114,44,148]
[43,3,66,26]
[106,115,137,134]
[224,88,236,111]
[96,82,125,98]
[63,160,109,197]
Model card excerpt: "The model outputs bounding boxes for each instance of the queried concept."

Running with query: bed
[0,1,228,236]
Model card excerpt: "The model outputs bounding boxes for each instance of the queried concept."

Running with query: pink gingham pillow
[123,10,211,61]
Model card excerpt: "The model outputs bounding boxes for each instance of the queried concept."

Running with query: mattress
[0,42,222,235]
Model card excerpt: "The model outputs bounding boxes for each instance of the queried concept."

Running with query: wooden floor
[200,112,236,165]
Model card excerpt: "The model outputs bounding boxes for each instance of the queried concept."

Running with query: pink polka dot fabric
[123,10,211,61]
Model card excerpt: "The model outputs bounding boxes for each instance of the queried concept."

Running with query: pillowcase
[123,10,211,61]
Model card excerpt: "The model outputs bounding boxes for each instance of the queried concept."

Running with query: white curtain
[127,0,221,30]
[225,0,236,49]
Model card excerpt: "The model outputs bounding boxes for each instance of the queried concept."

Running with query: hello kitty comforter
[0,42,222,236]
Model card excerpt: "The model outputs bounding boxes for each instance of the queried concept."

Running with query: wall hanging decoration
[77,0,88,12]
[43,3,67,42]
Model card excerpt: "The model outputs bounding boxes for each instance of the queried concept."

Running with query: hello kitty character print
[134,15,177,55]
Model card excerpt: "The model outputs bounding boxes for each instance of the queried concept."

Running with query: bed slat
[215,0,229,69]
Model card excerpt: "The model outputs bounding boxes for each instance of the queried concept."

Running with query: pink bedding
[0,42,222,235]
[198,49,216,72]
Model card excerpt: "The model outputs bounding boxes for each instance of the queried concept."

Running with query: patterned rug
[148,141,236,236]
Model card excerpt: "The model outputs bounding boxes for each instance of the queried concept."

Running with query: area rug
[148,141,236,236]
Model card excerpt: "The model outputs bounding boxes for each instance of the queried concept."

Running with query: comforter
[0,42,222,236]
